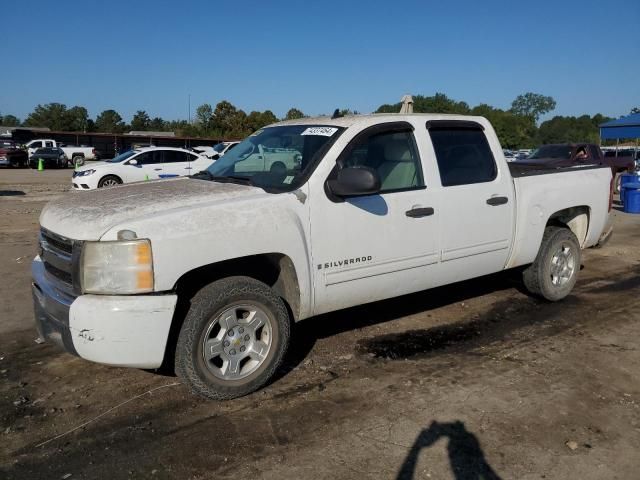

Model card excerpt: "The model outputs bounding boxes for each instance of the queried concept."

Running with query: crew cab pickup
[26,139,98,166]
[31,114,613,400]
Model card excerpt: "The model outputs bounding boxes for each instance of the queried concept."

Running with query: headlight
[81,239,154,294]
[76,169,96,177]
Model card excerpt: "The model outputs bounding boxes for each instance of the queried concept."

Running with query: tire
[523,226,581,301]
[614,172,622,194]
[98,175,122,188]
[175,276,291,400]
[72,155,85,167]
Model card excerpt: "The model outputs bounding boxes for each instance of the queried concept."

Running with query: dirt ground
[1,168,639,480]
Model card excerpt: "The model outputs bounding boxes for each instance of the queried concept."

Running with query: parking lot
[1,169,640,479]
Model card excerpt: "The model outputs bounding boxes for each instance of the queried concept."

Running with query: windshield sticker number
[301,127,338,137]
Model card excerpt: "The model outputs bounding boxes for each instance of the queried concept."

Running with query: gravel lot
[1,169,639,480]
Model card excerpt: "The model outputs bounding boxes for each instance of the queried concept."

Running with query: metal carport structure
[600,113,640,141]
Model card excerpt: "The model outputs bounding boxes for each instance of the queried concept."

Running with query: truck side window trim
[326,122,426,201]
[426,120,485,131]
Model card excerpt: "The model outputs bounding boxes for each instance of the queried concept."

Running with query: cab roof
[271,113,492,130]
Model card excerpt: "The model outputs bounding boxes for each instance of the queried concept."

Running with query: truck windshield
[529,145,572,159]
[204,125,344,191]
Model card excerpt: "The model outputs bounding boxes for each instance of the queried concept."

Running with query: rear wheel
[523,226,581,301]
[175,276,291,400]
[72,155,85,168]
[98,175,122,188]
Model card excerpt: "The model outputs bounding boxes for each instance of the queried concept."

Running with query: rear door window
[428,127,497,187]
[162,150,189,163]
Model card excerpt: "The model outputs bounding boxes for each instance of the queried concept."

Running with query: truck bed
[508,162,610,178]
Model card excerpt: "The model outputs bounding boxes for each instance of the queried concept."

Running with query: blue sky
[2,0,639,123]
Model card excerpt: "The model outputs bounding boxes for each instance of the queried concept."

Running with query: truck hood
[40,178,264,240]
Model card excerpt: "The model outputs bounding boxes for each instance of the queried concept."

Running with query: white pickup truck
[32,114,613,400]
[26,139,99,165]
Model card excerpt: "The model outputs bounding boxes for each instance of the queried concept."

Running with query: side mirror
[128,159,138,165]
[327,166,381,197]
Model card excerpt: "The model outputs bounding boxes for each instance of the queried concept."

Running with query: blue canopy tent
[600,113,640,140]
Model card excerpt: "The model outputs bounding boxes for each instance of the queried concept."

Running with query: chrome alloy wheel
[550,243,576,287]
[201,304,273,381]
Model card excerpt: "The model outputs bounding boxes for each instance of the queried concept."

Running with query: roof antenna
[331,109,343,119]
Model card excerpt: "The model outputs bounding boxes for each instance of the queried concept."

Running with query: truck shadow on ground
[397,420,502,480]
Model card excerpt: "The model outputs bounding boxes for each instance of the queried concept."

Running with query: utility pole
[188,94,191,124]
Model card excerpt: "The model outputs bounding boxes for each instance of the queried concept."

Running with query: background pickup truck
[523,143,634,191]
[26,139,99,166]
[32,114,613,400]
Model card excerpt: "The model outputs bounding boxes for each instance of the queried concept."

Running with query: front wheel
[175,276,291,400]
[523,226,581,301]
[98,175,122,188]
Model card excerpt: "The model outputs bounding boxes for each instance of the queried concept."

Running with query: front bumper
[32,257,178,368]
[71,172,99,190]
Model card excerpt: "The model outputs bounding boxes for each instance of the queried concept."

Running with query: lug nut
[223,341,230,347]
[238,327,244,334]
[228,329,234,336]
[230,349,236,355]
[240,346,246,352]
[244,335,250,341]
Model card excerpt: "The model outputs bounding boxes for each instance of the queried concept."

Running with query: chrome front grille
[40,228,80,296]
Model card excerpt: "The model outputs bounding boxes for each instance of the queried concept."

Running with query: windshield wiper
[192,170,253,186]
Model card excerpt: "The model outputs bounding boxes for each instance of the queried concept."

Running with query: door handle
[405,207,435,218]
[154,168,162,171]
[486,196,508,206]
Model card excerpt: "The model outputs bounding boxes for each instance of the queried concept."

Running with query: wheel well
[72,153,85,157]
[99,174,122,184]
[161,254,301,371]
[546,206,590,246]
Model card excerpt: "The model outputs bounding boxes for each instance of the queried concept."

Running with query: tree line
[2,95,637,148]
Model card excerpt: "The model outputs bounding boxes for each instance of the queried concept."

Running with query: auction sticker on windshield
[301,127,338,137]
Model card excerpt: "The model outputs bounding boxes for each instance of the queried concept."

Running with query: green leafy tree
[195,104,214,131]
[130,110,151,131]
[66,106,89,131]
[376,93,470,114]
[149,117,167,131]
[285,108,304,120]
[510,93,556,122]
[24,103,71,130]
[211,100,251,137]
[537,114,610,144]
[246,110,278,132]
[95,109,126,133]
[1,114,20,126]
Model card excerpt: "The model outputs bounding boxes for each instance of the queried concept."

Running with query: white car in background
[193,141,240,159]
[72,147,212,190]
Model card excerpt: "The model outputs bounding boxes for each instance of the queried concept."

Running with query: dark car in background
[28,147,68,169]
[0,139,28,167]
